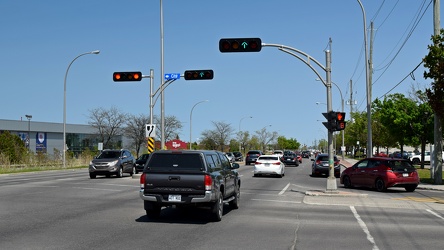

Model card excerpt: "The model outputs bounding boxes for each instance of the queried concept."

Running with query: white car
[253,155,285,178]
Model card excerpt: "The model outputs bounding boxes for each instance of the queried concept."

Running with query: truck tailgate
[144,172,206,195]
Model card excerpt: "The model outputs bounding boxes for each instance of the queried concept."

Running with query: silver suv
[89,149,136,179]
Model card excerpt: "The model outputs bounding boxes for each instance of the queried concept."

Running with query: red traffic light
[113,72,142,81]
[336,112,346,121]
[184,70,214,80]
[219,38,262,52]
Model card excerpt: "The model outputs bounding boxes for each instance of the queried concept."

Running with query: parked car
[89,149,136,179]
[410,151,431,165]
[311,153,340,177]
[245,150,263,165]
[135,153,150,174]
[340,157,419,192]
[225,152,235,163]
[389,151,410,159]
[233,151,243,161]
[253,155,285,177]
[282,152,299,166]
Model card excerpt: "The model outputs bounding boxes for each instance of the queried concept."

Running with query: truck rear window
[148,154,204,170]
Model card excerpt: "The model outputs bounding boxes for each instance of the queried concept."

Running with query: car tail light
[204,175,212,191]
[140,173,146,189]
[273,162,281,165]
[316,160,321,165]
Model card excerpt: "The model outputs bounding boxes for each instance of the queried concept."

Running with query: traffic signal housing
[184,70,214,80]
[322,111,347,131]
[335,112,346,131]
[219,38,262,52]
[113,72,142,81]
[322,111,337,131]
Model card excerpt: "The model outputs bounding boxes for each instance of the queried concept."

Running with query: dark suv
[245,150,263,165]
[89,149,136,179]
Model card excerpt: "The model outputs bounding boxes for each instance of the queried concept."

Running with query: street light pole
[63,50,99,168]
[25,114,32,150]
[357,0,372,157]
[238,116,252,153]
[189,100,209,149]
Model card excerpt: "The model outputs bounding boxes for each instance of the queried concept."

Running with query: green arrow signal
[241,41,248,49]
[199,72,204,77]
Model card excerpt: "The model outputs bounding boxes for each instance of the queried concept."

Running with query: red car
[340,157,419,192]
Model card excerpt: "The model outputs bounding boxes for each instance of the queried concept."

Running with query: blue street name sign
[164,73,180,80]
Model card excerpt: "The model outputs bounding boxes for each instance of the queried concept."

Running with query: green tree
[423,29,444,184]
[0,131,27,164]
[373,94,417,154]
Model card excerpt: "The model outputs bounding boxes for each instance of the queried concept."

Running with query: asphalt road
[1,158,443,250]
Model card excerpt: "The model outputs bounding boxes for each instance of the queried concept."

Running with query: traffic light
[219,38,262,52]
[335,112,346,131]
[184,70,214,80]
[322,111,337,131]
[113,72,142,81]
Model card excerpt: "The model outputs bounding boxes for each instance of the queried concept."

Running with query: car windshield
[97,151,120,159]
[258,156,279,161]
[386,160,415,171]
[317,155,338,161]
[148,153,204,170]
[248,151,261,155]
[138,154,149,160]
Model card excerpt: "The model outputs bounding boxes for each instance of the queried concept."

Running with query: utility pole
[432,0,442,184]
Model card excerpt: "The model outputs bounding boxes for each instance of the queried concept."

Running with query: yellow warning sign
[147,137,155,153]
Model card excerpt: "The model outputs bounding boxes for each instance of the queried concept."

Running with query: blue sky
[0,0,438,147]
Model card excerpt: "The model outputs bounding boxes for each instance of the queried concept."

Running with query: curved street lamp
[63,50,100,168]
[189,100,209,149]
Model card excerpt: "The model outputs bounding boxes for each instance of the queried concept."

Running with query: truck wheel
[229,186,240,209]
[211,193,223,222]
[145,205,161,219]
[412,158,420,165]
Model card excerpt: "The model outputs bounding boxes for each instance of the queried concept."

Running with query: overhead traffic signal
[219,38,262,52]
[335,112,346,131]
[184,70,214,80]
[113,72,142,81]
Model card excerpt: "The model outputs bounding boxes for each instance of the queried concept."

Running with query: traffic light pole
[262,43,337,192]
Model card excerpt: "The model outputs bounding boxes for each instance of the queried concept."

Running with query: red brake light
[273,162,281,165]
[255,161,261,165]
[140,173,146,188]
[204,175,212,191]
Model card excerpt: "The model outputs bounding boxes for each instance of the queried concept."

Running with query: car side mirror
[231,163,240,169]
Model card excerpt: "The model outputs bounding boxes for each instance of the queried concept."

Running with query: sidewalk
[340,157,444,191]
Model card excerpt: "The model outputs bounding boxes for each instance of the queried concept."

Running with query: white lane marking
[251,199,301,204]
[279,183,291,195]
[350,206,379,250]
[426,209,444,221]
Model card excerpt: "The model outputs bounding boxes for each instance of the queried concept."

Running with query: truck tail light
[204,175,212,191]
[140,173,146,189]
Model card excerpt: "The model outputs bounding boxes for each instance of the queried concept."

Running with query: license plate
[168,194,181,202]
[402,173,409,177]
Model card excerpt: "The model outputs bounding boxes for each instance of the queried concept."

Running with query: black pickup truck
[139,150,241,221]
